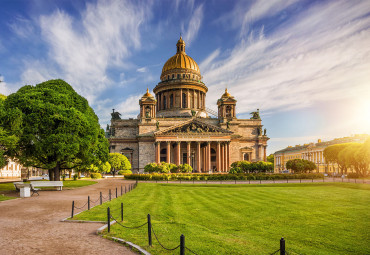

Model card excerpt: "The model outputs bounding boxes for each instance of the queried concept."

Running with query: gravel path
[0,179,137,255]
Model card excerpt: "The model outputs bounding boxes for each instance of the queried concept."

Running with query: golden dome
[143,88,153,97]
[222,88,231,98]
[161,37,201,78]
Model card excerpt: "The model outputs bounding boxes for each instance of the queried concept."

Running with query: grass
[73,182,370,255]
[0,194,17,201]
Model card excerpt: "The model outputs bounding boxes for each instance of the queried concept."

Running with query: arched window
[183,74,185,79]
[177,46,179,52]
[226,106,232,117]
[167,75,169,80]
[177,74,180,79]
[163,96,167,109]
[182,93,187,108]
[145,106,151,118]
[181,45,183,51]
[170,94,173,108]
[172,74,175,79]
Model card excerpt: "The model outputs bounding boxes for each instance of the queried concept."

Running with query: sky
[0,0,370,155]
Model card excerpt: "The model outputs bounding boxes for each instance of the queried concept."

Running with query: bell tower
[217,89,237,120]
[139,88,156,122]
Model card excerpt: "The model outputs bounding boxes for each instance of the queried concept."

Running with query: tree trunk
[69,170,72,179]
[48,169,54,181]
[53,163,61,181]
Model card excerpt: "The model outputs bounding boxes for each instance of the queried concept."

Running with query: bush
[118,170,133,175]
[90,173,102,179]
[178,164,193,173]
[347,172,360,179]
[73,174,78,181]
[62,174,66,181]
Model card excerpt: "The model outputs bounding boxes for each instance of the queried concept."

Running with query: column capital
[166,141,171,144]
[155,141,161,145]
[176,141,181,145]
[206,141,211,145]
[186,141,192,145]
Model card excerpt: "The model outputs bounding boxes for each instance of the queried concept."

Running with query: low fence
[105,205,300,255]
[71,181,137,218]
[138,177,369,185]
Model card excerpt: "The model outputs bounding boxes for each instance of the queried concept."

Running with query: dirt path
[0,179,137,255]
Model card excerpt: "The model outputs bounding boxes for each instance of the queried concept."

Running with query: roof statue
[111,109,121,120]
[250,109,260,120]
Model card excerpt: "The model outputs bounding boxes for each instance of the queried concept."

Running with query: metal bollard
[100,192,102,205]
[109,189,111,201]
[71,201,74,218]
[88,196,90,210]
[180,234,185,255]
[107,207,111,233]
[116,187,118,198]
[125,186,127,193]
[147,214,152,246]
[280,237,285,255]
[121,186,123,196]
[121,202,123,221]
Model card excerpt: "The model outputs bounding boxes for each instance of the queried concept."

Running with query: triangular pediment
[155,119,233,136]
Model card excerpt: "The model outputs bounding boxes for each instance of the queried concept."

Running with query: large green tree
[2,79,109,181]
[108,153,131,176]
[286,159,316,173]
[0,94,20,168]
[323,143,352,174]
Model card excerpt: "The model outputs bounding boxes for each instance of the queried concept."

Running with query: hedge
[124,173,324,181]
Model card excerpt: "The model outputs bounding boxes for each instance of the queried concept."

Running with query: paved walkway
[0,179,137,255]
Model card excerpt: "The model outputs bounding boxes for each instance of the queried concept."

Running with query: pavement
[0,178,137,255]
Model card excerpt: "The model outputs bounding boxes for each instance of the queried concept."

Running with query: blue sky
[1,0,370,155]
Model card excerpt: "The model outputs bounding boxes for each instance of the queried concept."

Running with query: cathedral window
[172,74,174,79]
[182,93,187,108]
[170,94,174,108]
[163,96,167,109]
[183,74,185,79]
[243,153,250,161]
[226,106,232,117]
[177,74,180,79]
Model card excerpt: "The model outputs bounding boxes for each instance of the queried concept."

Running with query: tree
[108,153,131,176]
[267,154,274,164]
[286,159,316,173]
[0,94,20,168]
[323,143,352,174]
[2,79,109,181]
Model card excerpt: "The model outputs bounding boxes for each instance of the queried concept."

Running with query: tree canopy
[0,94,19,168]
[286,159,316,173]
[108,153,131,176]
[2,79,109,180]
[267,154,274,164]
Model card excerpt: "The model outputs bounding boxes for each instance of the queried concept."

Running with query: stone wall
[138,141,155,172]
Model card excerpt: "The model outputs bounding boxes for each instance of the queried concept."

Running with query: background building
[108,37,269,173]
[274,134,369,173]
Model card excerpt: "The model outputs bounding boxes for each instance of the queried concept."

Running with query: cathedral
[108,37,269,173]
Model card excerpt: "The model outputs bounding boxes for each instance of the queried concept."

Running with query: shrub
[90,173,102,179]
[118,170,133,175]
[347,172,360,178]
[73,174,78,181]
[178,164,193,173]
[62,174,66,181]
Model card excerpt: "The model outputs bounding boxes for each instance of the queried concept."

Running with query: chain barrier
[90,198,100,204]
[151,225,180,251]
[269,249,280,255]
[74,201,88,210]
[185,246,199,255]
[110,214,148,229]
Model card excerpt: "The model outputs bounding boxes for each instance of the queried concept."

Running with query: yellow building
[274,134,369,174]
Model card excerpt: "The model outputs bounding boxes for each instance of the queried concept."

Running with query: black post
[300,179,302,183]
[109,189,111,201]
[125,186,127,193]
[88,196,90,210]
[71,201,74,218]
[147,214,152,246]
[116,187,118,198]
[280,237,285,255]
[107,207,111,233]
[180,234,185,255]
[121,186,123,196]
[100,192,102,205]
[121,202,123,221]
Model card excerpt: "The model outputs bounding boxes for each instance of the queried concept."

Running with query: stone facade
[108,37,269,173]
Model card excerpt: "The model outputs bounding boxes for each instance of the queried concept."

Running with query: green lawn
[72,182,370,255]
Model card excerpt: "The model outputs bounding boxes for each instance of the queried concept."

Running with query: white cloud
[115,94,142,118]
[136,67,147,73]
[201,0,370,116]
[8,16,35,38]
[21,0,149,104]
[182,3,204,45]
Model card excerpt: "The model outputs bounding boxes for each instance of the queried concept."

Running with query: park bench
[30,181,63,191]
[13,182,40,197]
